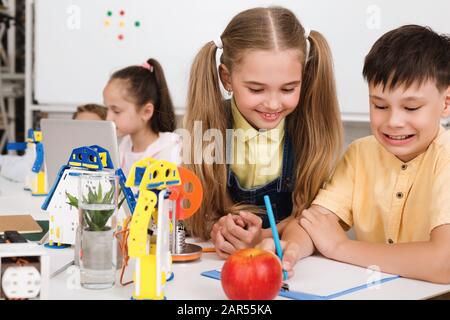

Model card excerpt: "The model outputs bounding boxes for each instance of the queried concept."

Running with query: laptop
[40,119,120,187]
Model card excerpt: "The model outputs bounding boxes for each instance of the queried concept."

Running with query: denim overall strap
[226,126,295,228]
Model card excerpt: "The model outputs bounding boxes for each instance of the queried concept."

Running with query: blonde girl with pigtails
[184,7,343,276]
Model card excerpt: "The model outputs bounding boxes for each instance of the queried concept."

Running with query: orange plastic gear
[168,166,203,220]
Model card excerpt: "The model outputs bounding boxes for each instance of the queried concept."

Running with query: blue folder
[201,269,400,300]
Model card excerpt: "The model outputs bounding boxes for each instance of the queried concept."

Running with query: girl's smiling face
[220,49,303,130]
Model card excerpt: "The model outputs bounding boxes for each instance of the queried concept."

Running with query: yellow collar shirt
[313,127,450,244]
[230,99,285,189]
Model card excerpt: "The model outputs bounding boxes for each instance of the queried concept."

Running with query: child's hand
[210,213,247,258]
[257,238,301,279]
[221,211,263,248]
[210,212,262,258]
[299,207,348,259]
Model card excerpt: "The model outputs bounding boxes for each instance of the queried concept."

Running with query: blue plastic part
[32,142,45,173]
[167,272,174,282]
[146,180,179,190]
[66,145,113,170]
[44,243,71,249]
[89,145,114,169]
[147,182,164,189]
[116,168,137,214]
[44,145,115,210]
[134,166,146,186]
[27,128,34,140]
[6,142,27,151]
[68,146,103,170]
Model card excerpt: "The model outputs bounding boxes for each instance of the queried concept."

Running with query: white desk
[1,176,449,300]
[0,176,47,219]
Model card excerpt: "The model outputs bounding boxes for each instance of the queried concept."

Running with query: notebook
[201,256,400,300]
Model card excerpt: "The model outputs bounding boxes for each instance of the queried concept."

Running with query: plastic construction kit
[41,145,133,247]
[123,158,203,300]
[0,243,49,300]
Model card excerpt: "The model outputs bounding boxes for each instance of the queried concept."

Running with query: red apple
[221,248,283,300]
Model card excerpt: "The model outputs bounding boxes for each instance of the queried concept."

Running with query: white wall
[32,0,450,120]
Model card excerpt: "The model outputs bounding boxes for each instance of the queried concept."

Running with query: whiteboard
[34,0,450,119]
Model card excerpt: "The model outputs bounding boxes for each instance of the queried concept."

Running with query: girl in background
[72,103,107,121]
[104,58,181,175]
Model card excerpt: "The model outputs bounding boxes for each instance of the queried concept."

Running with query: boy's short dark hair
[363,25,450,91]
[72,103,107,120]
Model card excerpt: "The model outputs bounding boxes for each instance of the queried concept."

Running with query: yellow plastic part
[26,130,42,143]
[99,152,108,167]
[34,131,42,142]
[132,256,166,300]
[125,157,181,191]
[128,190,157,257]
[68,162,99,170]
[127,158,204,301]
[82,163,99,170]
[32,171,47,195]
[139,160,180,191]
[125,158,157,187]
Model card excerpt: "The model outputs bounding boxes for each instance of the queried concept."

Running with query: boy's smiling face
[369,80,450,163]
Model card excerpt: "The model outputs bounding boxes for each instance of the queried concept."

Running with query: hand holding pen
[263,195,289,280]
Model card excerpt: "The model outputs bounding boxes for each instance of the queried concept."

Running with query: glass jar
[78,171,118,289]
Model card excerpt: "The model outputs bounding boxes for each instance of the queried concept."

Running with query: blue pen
[263,195,288,280]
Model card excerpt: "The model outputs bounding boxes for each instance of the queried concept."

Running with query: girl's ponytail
[184,41,231,239]
[186,42,226,127]
[148,58,176,132]
[288,30,343,215]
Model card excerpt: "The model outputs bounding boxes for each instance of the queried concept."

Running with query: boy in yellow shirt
[261,25,450,284]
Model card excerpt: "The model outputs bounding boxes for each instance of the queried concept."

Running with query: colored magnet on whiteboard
[107,11,112,17]
[135,21,141,27]
[118,34,124,41]
[104,20,110,27]
[119,20,125,28]
[120,10,125,16]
